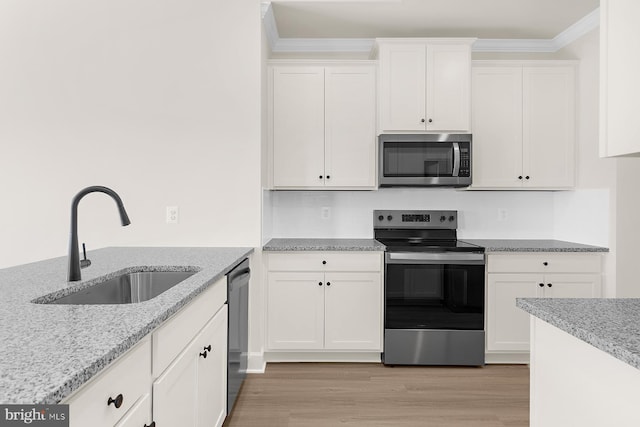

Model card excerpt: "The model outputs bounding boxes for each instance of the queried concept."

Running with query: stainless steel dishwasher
[227,258,250,414]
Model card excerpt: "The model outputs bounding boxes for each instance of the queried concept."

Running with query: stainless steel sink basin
[49,271,197,305]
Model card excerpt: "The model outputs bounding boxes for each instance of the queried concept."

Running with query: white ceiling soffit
[261,2,600,54]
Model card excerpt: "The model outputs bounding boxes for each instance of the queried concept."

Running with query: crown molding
[261,3,600,54]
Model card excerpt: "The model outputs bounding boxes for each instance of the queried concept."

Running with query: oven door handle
[386,252,485,265]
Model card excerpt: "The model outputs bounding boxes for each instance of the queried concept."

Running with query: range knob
[378,215,384,221]
[440,215,446,222]
[448,215,455,222]
[387,215,393,221]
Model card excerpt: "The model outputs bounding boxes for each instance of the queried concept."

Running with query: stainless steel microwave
[378,134,472,187]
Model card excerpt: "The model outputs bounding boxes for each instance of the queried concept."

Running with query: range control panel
[373,210,458,229]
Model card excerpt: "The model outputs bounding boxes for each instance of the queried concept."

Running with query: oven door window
[385,263,484,330]
[383,142,454,177]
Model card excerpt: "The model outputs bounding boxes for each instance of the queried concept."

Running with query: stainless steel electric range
[374,210,486,366]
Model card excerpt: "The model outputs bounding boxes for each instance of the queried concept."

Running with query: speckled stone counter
[0,246,252,404]
[461,239,608,252]
[517,298,640,370]
[263,238,385,252]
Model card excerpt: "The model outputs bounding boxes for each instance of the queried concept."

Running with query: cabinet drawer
[152,277,227,376]
[268,252,382,272]
[114,393,152,427]
[66,337,151,427]
[488,253,601,274]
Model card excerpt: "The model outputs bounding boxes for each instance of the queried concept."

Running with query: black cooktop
[376,238,484,253]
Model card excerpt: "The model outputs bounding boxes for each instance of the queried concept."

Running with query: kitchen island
[0,246,252,405]
[518,298,640,426]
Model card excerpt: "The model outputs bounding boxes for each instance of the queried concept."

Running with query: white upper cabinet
[376,39,474,133]
[272,66,326,188]
[269,61,377,190]
[600,0,640,157]
[471,61,576,190]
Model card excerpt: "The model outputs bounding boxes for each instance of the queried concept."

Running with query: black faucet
[68,186,131,282]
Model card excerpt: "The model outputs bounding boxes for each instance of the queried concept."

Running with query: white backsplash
[263,188,610,246]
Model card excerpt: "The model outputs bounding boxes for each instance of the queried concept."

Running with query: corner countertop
[0,246,253,405]
[263,238,386,252]
[461,239,608,252]
[517,298,640,371]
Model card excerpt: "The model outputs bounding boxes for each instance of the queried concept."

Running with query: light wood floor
[224,363,529,427]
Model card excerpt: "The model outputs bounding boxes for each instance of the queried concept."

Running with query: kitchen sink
[47,271,197,305]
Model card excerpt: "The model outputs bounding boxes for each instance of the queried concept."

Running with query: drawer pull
[322,260,327,265]
[326,282,331,286]
[539,283,544,288]
[318,282,323,286]
[543,262,548,266]
[199,350,208,358]
[144,422,156,427]
[204,344,211,352]
[547,283,553,288]
[107,393,123,409]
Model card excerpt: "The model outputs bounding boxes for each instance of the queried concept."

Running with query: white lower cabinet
[65,337,152,427]
[486,253,602,361]
[62,276,230,427]
[153,305,227,427]
[266,252,383,354]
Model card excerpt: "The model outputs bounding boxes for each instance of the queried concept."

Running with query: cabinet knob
[204,344,211,352]
[518,176,523,180]
[319,175,323,179]
[539,283,544,287]
[525,176,530,180]
[543,262,548,266]
[428,118,433,123]
[547,283,553,288]
[107,394,124,409]
[421,118,425,123]
[199,350,208,358]
[326,282,331,286]
[322,260,327,265]
[144,423,156,427]
[318,281,323,286]
[326,175,330,179]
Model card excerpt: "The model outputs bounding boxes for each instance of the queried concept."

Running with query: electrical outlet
[498,208,508,221]
[321,207,331,219]
[166,206,179,224]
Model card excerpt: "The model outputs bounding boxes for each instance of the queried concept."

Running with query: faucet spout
[68,186,131,282]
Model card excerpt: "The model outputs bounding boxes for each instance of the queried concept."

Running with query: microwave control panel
[459,147,470,177]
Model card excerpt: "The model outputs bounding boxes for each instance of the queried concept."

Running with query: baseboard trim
[247,351,267,373]
[485,351,530,364]
[265,351,382,363]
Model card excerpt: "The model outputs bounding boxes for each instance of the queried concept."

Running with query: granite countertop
[517,298,640,370]
[263,238,386,252]
[0,246,253,405]
[461,239,608,252]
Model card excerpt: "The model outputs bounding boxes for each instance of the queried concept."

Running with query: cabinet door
[197,306,228,427]
[543,274,602,298]
[600,0,640,156]
[487,274,541,352]
[153,340,198,427]
[272,67,325,188]
[523,66,575,188]
[267,272,325,350]
[114,394,152,427]
[324,272,382,350]
[324,66,376,188]
[426,44,471,131]
[471,66,523,188]
[379,43,426,131]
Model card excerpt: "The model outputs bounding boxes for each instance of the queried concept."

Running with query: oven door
[384,252,485,331]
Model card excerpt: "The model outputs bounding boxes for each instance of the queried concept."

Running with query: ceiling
[271,0,600,40]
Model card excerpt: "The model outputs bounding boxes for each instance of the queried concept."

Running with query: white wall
[0,0,262,269]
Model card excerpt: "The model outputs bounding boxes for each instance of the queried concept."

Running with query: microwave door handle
[452,142,460,177]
